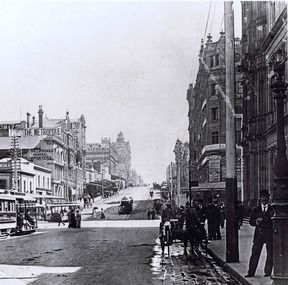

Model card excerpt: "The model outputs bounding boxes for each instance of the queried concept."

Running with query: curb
[205,247,252,285]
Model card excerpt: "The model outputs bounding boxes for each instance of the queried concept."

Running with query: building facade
[240,1,287,208]
[0,157,52,196]
[187,32,243,204]
[111,132,131,183]
[0,106,86,201]
[86,138,119,177]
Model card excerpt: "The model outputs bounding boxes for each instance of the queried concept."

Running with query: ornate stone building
[187,32,243,204]
[0,106,86,201]
[240,1,287,208]
[111,132,131,183]
[86,138,118,178]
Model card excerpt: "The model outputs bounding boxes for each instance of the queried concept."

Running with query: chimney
[32,116,35,126]
[26,112,31,128]
[38,105,44,128]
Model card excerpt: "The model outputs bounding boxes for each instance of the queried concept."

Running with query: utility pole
[174,139,182,206]
[10,136,21,192]
[225,1,239,263]
[170,162,173,200]
[101,162,104,198]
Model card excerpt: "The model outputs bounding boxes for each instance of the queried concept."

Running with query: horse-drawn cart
[160,215,208,255]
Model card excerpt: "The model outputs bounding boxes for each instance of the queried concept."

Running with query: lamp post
[270,48,288,285]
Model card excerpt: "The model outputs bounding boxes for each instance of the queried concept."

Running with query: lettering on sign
[209,159,220,182]
[24,128,61,136]
[0,162,11,168]
[26,149,54,160]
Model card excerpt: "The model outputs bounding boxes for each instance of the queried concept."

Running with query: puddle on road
[150,238,241,285]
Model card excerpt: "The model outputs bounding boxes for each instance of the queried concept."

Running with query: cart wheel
[165,227,170,256]
[160,236,165,253]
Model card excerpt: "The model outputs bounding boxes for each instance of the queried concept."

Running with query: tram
[0,194,17,236]
[0,193,37,236]
[118,196,133,214]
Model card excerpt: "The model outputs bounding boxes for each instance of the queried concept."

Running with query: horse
[177,207,201,255]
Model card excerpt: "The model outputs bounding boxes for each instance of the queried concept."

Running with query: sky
[0,0,242,184]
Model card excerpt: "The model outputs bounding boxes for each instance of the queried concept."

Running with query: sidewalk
[206,223,273,285]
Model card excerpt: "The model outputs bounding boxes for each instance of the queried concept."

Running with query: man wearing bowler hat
[245,189,274,278]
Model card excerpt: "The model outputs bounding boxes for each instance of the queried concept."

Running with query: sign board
[24,128,61,136]
[209,159,220,182]
[25,149,54,160]
[0,162,11,169]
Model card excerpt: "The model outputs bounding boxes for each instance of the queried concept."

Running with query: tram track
[152,239,241,284]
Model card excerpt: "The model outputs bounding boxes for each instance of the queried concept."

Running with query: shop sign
[0,162,11,169]
[209,159,220,182]
[26,149,54,160]
[24,128,61,136]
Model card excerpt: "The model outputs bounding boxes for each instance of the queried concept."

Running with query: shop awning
[12,194,36,201]
[32,194,64,200]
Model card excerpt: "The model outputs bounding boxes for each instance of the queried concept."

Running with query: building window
[43,177,45,188]
[211,107,219,120]
[235,106,243,114]
[30,182,32,192]
[236,82,243,94]
[0,179,6,189]
[38,175,40,187]
[24,181,26,192]
[215,54,219,66]
[210,56,214,68]
[236,130,241,145]
[212,131,219,144]
[194,151,197,161]
[47,178,49,188]
[211,84,217,96]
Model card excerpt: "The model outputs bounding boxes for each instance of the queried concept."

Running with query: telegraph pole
[11,136,21,192]
[225,1,239,263]
[170,162,173,200]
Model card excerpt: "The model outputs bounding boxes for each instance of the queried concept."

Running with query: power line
[204,2,212,42]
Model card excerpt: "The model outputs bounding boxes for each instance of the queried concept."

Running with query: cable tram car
[12,194,37,235]
[0,194,17,236]
[0,193,37,236]
[118,196,133,214]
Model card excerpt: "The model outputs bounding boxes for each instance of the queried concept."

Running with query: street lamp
[270,48,288,285]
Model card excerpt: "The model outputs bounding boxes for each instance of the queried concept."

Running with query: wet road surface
[151,239,241,285]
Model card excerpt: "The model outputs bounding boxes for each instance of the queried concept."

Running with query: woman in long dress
[76,209,82,228]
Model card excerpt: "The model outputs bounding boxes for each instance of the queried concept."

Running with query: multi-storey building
[187,32,243,204]
[86,138,118,177]
[172,139,189,204]
[130,169,142,187]
[0,157,52,196]
[0,106,86,201]
[111,132,131,183]
[166,162,176,195]
[240,1,287,208]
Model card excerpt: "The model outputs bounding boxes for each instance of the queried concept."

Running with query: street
[0,186,241,285]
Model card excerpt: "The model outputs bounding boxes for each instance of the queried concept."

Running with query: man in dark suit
[245,189,274,278]
[207,198,222,240]
[195,199,208,242]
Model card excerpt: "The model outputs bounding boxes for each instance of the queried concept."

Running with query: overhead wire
[204,2,212,41]
[189,1,207,83]
[164,2,225,177]
[189,1,213,86]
